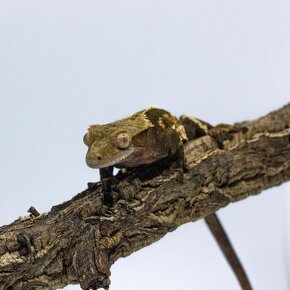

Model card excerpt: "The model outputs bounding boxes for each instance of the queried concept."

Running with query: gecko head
[83,126,136,168]
[83,110,154,169]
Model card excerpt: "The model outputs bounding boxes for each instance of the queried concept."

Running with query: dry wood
[0,104,290,290]
[205,214,252,290]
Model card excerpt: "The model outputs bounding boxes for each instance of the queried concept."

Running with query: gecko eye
[115,132,131,149]
[83,133,91,146]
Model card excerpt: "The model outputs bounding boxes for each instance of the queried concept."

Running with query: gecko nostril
[96,155,102,161]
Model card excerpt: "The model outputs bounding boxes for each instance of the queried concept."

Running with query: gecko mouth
[86,147,136,169]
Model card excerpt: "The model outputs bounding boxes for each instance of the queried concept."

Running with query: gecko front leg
[99,167,119,206]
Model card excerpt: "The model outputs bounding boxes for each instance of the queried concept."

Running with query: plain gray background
[1,1,290,289]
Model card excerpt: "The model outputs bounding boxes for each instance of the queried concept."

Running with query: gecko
[83,107,252,290]
[83,107,244,200]
[83,108,188,204]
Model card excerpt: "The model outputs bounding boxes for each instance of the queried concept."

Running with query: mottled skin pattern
[180,114,247,146]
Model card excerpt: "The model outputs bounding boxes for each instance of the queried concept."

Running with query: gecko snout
[85,152,103,168]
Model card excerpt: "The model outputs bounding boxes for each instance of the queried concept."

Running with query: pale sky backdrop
[1,1,290,290]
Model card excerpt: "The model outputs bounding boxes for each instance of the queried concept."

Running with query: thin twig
[205,213,253,290]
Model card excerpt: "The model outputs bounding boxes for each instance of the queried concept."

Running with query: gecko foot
[87,182,99,189]
[208,124,248,148]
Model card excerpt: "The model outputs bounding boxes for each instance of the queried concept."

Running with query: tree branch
[1,104,290,290]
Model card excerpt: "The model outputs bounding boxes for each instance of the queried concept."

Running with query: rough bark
[0,104,290,290]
